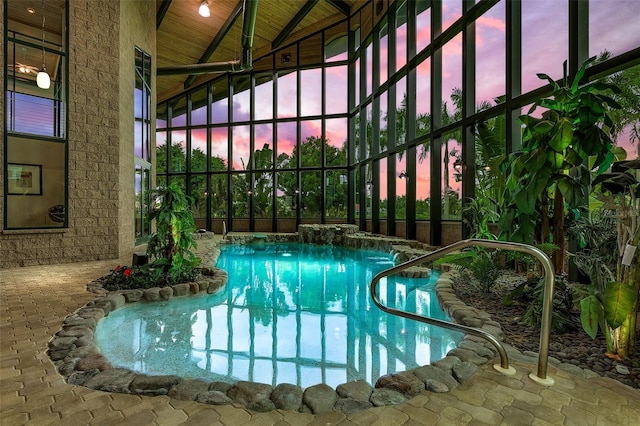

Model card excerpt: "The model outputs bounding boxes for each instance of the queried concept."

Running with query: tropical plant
[578,158,640,358]
[146,182,201,279]
[503,275,576,333]
[499,57,622,273]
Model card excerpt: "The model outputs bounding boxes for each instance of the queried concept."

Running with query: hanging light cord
[41,0,46,70]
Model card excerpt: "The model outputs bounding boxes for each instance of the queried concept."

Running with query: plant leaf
[603,281,639,329]
[548,118,574,152]
[580,295,601,339]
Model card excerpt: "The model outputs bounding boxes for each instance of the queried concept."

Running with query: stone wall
[0,1,156,268]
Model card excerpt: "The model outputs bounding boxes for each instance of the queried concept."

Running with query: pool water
[95,243,463,388]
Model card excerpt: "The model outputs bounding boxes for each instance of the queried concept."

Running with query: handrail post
[370,238,556,386]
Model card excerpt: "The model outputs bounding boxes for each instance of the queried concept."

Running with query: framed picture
[7,163,42,195]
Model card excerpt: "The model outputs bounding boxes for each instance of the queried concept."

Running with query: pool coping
[47,230,513,414]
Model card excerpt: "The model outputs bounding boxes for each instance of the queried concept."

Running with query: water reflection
[96,243,462,388]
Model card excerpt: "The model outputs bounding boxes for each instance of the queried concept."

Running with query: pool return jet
[370,238,556,386]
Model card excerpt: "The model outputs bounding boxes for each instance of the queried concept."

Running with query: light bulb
[37,70,50,89]
[19,65,26,73]
[198,1,210,17]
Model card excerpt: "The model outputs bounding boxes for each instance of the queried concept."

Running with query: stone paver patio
[1,235,639,425]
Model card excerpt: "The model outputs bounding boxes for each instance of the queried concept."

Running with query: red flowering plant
[99,183,202,291]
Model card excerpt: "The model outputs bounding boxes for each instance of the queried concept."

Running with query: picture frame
[7,163,42,195]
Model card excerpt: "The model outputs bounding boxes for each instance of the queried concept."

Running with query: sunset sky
[160,0,640,200]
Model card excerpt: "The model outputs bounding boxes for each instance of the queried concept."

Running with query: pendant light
[198,0,211,17]
[36,0,51,90]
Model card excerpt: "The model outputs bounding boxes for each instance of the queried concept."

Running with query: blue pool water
[95,243,463,388]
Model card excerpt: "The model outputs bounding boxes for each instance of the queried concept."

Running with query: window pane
[325,118,348,166]
[191,86,208,126]
[379,92,388,152]
[365,42,373,98]
[277,122,296,169]
[395,76,407,146]
[379,24,388,86]
[442,0,462,32]
[300,120,322,167]
[475,1,505,111]
[231,173,250,218]
[211,81,228,124]
[156,131,167,173]
[589,1,640,60]
[416,59,431,137]
[300,69,322,116]
[416,1,430,54]
[442,131,462,220]
[211,174,228,218]
[157,103,167,128]
[325,65,348,114]
[325,22,349,62]
[277,71,297,118]
[6,138,65,228]
[277,171,297,218]
[190,128,207,172]
[253,172,273,219]
[325,170,347,219]
[210,127,228,171]
[254,124,273,170]
[232,76,251,122]
[416,143,430,220]
[301,171,322,218]
[396,152,406,219]
[170,96,187,127]
[396,1,407,72]
[254,74,273,121]
[379,159,387,219]
[521,0,567,94]
[442,35,462,125]
[170,130,187,172]
[232,125,250,170]
[190,174,207,223]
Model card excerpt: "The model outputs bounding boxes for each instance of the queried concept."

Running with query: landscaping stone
[369,388,407,406]
[75,354,112,371]
[168,379,210,400]
[159,287,173,300]
[130,374,182,396]
[336,380,373,401]
[303,383,337,414]
[84,368,137,393]
[413,365,460,390]
[209,381,233,393]
[334,397,373,413]
[228,381,273,406]
[196,390,234,405]
[375,372,425,396]
[271,383,303,411]
[172,283,190,296]
[142,287,161,301]
[452,362,479,383]
[425,379,450,393]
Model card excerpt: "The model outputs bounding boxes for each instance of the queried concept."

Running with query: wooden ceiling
[156,0,364,102]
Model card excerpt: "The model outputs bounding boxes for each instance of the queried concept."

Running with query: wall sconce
[247,190,253,196]
[366,180,373,190]
[198,0,211,17]
[453,159,465,172]
[398,171,409,180]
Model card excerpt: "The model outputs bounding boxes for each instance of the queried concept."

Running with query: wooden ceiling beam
[271,0,319,50]
[183,0,244,89]
[326,0,350,16]
[156,0,172,30]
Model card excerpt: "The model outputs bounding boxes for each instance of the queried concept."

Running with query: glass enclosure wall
[156,0,640,242]
[4,0,68,229]
[134,47,152,244]
[156,20,350,233]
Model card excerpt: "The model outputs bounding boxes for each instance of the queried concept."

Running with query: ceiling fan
[9,62,40,75]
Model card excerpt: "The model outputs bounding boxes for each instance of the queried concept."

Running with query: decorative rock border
[48,228,514,414]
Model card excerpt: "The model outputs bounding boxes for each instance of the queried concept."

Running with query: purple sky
[164,1,639,199]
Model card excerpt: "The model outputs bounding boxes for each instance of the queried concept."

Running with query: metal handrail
[370,238,555,385]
